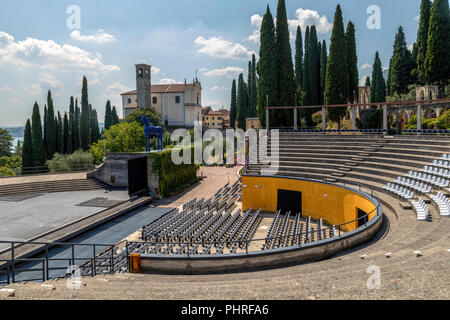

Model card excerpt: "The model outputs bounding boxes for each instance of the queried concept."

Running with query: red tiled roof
[121,83,197,96]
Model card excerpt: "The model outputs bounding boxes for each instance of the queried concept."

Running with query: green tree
[90,107,101,144]
[31,102,45,167]
[57,112,63,154]
[295,26,303,88]
[0,128,13,157]
[371,52,386,103]
[46,90,56,158]
[43,105,48,160]
[236,74,248,129]
[89,121,145,164]
[417,0,432,84]
[21,119,33,172]
[250,54,258,117]
[124,107,162,126]
[80,76,91,150]
[257,5,277,127]
[346,21,358,103]
[325,4,349,130]
[320,40,328,105]
[389,26,414,95]
[303,26,311,106]
[63,112,69,154]
[275,0,296,126]
[104,100,113,130]
[230,79,237,128]
[112,106,120,125]
[424,0,450,89]
[365,76,371,86]
[67,97,74,154]
[73,99,81,151]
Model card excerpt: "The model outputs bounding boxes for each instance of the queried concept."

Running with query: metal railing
[2,163,95,178]
[134,200,381,258]
[0,239,129,285]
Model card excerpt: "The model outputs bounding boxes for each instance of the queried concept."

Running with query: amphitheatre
[1,116,450,299]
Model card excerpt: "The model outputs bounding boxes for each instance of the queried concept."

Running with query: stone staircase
[0,178,110,197]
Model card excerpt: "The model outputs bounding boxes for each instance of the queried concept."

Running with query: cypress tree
[416,0,432,84]
[73,98,80,151]
[22,119,33,173]
[247,61,253,117]
[325,4,349,130]
[424,0,450,89]
[389,26,414,95]
[80,76,91,150]
[256,5,277,127]
[46,90,56,158]
[365,76,371,86]
[320,40,328,105]
[230,79,237,128]
[371,52,386,103]
[308,26,320,106]
[57,112,63,154]
[236,74,248,129]
[90,107,101,144]
[104,100,112,130]
[250,54,258,117]
[112,106,120,125]
[68,97,74,154]
[302,26,311,106]
[295,26,303,88]
[275,0,296,125]
[43,105,48,160]
[63,112,69,154]
[31,102,45,167]
[346,21,359,103]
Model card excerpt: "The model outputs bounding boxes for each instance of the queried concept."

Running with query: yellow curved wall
[241,176,377,232]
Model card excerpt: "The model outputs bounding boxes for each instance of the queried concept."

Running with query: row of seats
[421,166,450,179]
[431,159,450,169]
[412,198,432,221]
[405,172,449,188]
[430,192,450,217]
[404,129,450,134]
[383,183,415,200]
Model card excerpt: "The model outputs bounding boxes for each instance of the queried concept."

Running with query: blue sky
[0,0,424,126]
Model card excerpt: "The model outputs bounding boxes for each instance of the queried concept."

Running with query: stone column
[294,108,298,130]
[383,104,388,134]
[417,103,422,135]
[351,106,356,133]
[395,109,400,134]
[322,107,326,131]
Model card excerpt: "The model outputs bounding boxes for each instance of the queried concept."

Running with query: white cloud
[202,66,244,78]
[288,9,332,35]
[408,43,414,51]
[24,83,42,96]
[0,86,13,92]
[382,66,389,72]
[106,82,131,93]
[195,36,256,60]
[210,86,227,91]
[70,29,117,44]
[159,78,178,84]
[248,8,331,43]
[360,63,372,70]
[0,31,119,74]
[8,97,22,106]
[360,75,369,86]
[414,16,420,23]
[151,66,161,75]
[38,72,62,89]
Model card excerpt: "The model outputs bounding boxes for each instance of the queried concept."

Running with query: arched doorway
[424,108,437,119]
[399,111,408,130]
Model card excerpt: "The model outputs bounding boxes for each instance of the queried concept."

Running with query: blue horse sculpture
[141,115,163,152]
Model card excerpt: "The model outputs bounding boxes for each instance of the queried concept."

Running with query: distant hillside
[1,126,24,138]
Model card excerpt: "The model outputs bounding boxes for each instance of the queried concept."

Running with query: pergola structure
[265,98,450,134]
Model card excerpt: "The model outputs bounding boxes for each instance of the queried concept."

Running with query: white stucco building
[121,75,203,127]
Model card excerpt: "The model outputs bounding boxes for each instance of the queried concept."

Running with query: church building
[121,64,203,127]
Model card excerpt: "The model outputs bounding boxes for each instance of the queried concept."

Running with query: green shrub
[0,166,15,177]
[151,146,200,197]
[46,151,93,173]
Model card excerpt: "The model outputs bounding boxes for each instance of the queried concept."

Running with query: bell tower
[135,64,151,109]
